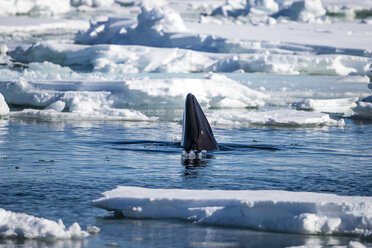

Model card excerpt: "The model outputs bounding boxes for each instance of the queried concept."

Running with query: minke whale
[181,93,218,152]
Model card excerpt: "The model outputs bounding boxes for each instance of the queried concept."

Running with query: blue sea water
[0,94,372,248]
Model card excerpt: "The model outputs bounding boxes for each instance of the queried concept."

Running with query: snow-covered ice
[291,98,358,115]
[71,0,372,56]
[10,107,153,122]
[93,186,372,237]
[3,0,371,76]
[207,0,372,24]
[75,0,188,47]
[0,74,267,122]
[351,83,372,119]
[0,16,89,43]
[210,0,327,23]
[0,208,93,239]
[0,74,267,110]
[0,75,349,126]
[353,101,372,119]
[185,20,372,53]
[207,109,344,127]
[8,42,372,76]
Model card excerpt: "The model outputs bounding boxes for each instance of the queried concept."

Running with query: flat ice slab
[93,186,372,237]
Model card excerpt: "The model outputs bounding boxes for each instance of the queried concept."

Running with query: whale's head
[181,93,218,152]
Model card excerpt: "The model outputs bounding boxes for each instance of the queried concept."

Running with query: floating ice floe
[0,208,94,239]
[0,74,267,109]
[119,73,268,108]
[93,186,372,237]
[9,42,372,76]
[0,79,154,121]
[291,98,358,115]
[0,74,268,121]
[0,16,89,42]
[10,108,153,122]
[352,101,372,120]
[351,83,372,119]
[206,109,344,127]
[352,91,372,120]
[209,54,371,76]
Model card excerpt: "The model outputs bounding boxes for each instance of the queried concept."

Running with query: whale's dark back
[181,93,218,152]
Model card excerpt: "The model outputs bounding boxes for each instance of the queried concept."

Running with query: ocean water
[0,91,371,247]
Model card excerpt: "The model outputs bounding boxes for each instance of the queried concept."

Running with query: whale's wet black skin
[181,93,218,152]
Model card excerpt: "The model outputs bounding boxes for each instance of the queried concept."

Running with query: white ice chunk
[0,79,157,121]
[93,186,372,237]
[0,93,10,116]
[121,73,268,108]
[75,0,187,47]
[8,42,372,76]
[352,101,372,120]
[0,79,66,107]
[352,87,372,119]
[207,109,343,127]
[0,74,268,110]
[139,0,188,33]
[291,98,358,115]
[86,225,100,234]
[0,208,89,239]
[348,241,367,248]
[10,108,153,122]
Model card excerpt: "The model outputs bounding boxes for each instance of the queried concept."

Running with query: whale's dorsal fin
[181,93,218,152]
